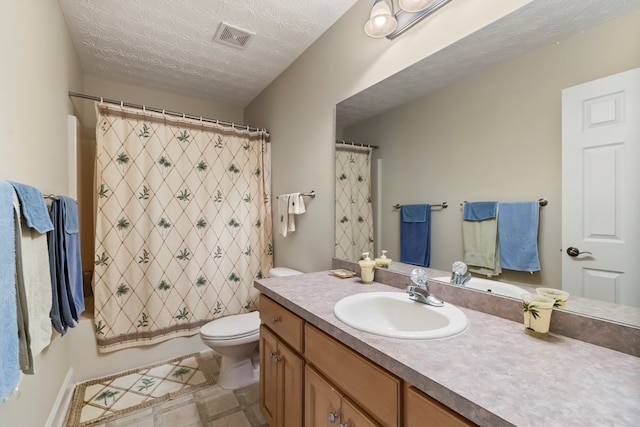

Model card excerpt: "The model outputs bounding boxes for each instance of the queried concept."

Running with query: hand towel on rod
[400,204,431,267]
[498,201,541,272]
[277,194,294,237]
[462,201,501,276]
[12,192,35,374]
[60,196,84,318]
[8,183,54,360]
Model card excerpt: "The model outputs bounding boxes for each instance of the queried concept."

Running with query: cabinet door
[342,396,380,427]
[260,325,279,427]
[305,366,342,427]
[277,340,304,427]
[405,384,476,427]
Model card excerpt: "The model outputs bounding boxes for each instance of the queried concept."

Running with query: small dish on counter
[329,269,356,279]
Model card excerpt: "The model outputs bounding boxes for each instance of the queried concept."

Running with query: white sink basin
[333,292,468,340]
[432,277,528,299]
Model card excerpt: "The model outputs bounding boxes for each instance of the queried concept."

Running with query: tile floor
[87,381,267,427]
[69,351,267,427]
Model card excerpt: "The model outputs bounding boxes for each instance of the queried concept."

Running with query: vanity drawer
[259,295,304,353]
[304,324,401,427]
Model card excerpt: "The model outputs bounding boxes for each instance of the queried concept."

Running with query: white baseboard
[45,367,75,427]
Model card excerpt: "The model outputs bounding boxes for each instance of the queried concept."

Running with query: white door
[562,68,640,307]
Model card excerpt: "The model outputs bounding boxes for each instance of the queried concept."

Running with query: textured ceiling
[337,0,640,129]
[59,0,358,108]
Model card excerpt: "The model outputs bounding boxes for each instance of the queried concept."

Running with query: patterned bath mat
[65,352,218,426]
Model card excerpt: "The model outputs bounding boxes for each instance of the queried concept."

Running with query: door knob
[566,247,592,257]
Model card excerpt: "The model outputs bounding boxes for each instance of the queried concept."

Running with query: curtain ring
[120,101,124,108]
[99,97,103,104]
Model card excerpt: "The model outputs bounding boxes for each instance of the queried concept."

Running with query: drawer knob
[328,412,339,423]
[339,424,349,427]
[270,316,280,324]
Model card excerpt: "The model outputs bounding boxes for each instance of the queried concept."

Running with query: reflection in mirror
[335,4,640,321]
[334,142,375,261]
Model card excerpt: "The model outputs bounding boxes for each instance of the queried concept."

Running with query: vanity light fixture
[364,0,398,38]
[364,0,454,40]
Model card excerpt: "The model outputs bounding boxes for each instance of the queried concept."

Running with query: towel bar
[393,202,447,209]
[459,198,547,207]
[277,191,315,199]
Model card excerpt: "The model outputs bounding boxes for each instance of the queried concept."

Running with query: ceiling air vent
[214,22,255,49]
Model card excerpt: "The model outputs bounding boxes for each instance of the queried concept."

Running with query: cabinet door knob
[328,412,339,423]
[270,316,280,324]
[339,424,349,427]
[274,355,282,363]
[268,351,276,359]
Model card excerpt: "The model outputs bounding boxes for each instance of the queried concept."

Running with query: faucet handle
[410,268,428,287]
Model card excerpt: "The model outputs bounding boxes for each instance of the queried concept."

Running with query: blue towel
[463,201,498,221]
[0,181,20,401]
[61,195,79,234]
[48,199,78,334]
[401,204,428,222]
[61,196,84,317]
[498,201,540,272]
[400,204,431,267]
[8,181,54,233]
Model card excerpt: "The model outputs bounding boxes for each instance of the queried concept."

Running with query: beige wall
[245,0,531,273]
[343,11,640,288]
[0,0,83,425]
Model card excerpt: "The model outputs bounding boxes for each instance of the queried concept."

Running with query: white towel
[288,193,306,215]
[18,218,53,359]
[277,194,293,237]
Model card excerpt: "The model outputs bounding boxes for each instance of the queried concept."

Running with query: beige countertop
[254,271,640,427]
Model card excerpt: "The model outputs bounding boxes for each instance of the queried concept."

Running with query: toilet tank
[269,267,303,277]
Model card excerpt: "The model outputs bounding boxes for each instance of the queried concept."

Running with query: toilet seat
[200,311,260,340]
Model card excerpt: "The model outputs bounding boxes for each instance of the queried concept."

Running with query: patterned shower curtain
[334,145,374,261]
[93,103,272,353]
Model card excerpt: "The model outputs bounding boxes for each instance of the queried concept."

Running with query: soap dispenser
[374,250,392,269]
[358,252,376,284]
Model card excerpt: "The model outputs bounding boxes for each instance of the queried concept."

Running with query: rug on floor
[64,352,218,426]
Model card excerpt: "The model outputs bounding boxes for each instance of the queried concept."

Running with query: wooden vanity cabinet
[404,383,477,427]
[259,294,474,427]
[259,296,304,427]
[305,324,401,426]
[305,365,378,427]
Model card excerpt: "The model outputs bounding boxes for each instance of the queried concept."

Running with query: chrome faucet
[451,261,472,285]
[406,268,444,307]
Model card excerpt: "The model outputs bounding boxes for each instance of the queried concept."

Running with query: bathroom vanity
[259,291,472,426]
[255,271,640,426]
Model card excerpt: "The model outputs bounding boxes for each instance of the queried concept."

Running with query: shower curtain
[93,103,272,353]
[335,145,374,260]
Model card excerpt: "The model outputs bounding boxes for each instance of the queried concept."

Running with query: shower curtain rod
[68,91,268,133]
[336,139,379,150]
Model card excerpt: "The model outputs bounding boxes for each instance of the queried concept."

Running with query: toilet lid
[200,311,260,339]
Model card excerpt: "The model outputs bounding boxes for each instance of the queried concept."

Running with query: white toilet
[199,267,303,389]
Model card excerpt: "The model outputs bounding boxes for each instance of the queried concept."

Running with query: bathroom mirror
[334,2,640,323]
